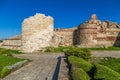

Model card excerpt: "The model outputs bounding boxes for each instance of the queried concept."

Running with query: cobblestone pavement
[3,53,69,80]
[92,51,120,58]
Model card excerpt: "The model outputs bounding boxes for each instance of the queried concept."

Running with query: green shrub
[64,46,79,56]
[94,64,120,80]
[45,46,91,61]
[44,47,55,52]
[65,47,91,61]
[68,56,93,72]
[0,67,11,78]
[99,58,120,74]
[45,46,68,52]
[78,49,91,61]
[72,68,90,80]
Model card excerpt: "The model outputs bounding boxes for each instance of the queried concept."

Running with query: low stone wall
[52,28,76,47]
[2,40,21,46]
[0,40,21,50]
[6,60,29,72]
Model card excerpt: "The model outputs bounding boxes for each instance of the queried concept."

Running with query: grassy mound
[99,58,120,74]
[65,46,91,61]
[45,46,68,52]
[68,56,93,72]
[94,64,120,80]
[72,68,90,80]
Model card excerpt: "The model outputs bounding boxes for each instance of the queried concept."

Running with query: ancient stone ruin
[78,14,120,47]
[53,14,120,48]
[22,13,54,52]
[0,13,120,52]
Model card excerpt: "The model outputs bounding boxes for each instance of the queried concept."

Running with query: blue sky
[0,0,120,39]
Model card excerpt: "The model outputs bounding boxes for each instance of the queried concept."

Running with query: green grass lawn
[0,48,24,54]
[0,54,25,72]
[0,48,26,78]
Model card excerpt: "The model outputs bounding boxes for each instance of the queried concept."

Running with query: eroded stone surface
[77,14,120,47]
[22,13,54,52]
[1,14,120,51]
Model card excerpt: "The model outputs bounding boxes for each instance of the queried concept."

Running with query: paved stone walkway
[3,53,69,80]
[58,56,69,80]
[92,51,120,58]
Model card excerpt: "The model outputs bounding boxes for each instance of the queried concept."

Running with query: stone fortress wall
[52,28,77,47]
[78,14,120,47]
[52,14,120,48]
[0,35,22,50]
[22,13,54,52]
[0,13,120,52]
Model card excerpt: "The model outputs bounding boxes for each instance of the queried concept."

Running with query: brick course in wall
[1,14,120,52]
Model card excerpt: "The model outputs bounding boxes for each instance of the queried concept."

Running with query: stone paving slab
[3,53,69,80]
[58,56,69,80]
[92,51,120,58]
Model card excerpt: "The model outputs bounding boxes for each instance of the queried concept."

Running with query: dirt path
[92,51,120,58]
[3,53,69,80]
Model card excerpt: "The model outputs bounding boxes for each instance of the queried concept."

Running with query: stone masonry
[78,14,120,47]
[22,13,54,52]
[0,35,21,50]
[52,28,77,47]
[1,13,120,52]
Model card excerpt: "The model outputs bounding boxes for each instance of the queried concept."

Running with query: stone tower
[22,13,54,53]
[78,14,101,47]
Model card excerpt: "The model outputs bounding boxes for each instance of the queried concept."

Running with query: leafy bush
[72,68,90,80]
[68,56,93,72]
[44,47,55,52]
[45,46,68,52]
[94,64,120,80]
[0,67,11,78]
[65,46,91,61]
[45,46,91,60]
